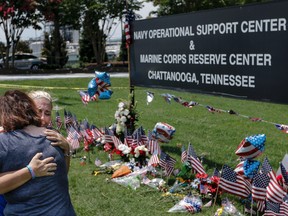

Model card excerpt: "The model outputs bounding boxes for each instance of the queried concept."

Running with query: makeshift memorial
[167,194,202,213]
[152,122,176,143]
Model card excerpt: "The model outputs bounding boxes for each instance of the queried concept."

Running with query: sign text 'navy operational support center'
[130,1,288,103]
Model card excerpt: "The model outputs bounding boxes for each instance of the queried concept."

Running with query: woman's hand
[44,129,70,154]
[29,153,57,177]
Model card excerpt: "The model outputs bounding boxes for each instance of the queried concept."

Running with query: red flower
[196,173,208,180]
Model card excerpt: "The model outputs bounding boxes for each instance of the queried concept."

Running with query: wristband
[26,165,36,179]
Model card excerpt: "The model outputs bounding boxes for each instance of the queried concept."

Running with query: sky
[0,2,156,43]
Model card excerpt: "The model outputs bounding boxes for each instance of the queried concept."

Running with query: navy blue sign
[130,1,288,103]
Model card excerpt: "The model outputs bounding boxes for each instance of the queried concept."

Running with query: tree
[147,0,268,16]
[0,1,41,68]
[79,29,95,63]
[16,40,32,53]
[79,0,141,65]
[37,0,67,67]
[42,31,68,68]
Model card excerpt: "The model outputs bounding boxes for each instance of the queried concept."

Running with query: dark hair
[0,90,42,131]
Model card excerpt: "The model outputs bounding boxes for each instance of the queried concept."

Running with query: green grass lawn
[1,77,288,215]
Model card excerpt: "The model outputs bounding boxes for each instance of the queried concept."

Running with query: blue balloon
[88,78,97,97]
[95,71,111,86]
[99,90,113,99]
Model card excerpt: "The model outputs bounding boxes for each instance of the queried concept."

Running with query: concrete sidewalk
[0,72,129,81]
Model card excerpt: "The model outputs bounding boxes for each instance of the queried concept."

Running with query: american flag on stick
[79,90,90,105]
[66,126,80,150]
[159,151,176,176]
[219,164,251,198]
[148,151,159,167]
[252,173,270,201]
[264,201,288,216]
[187,143,206,174]
[124,9,135,48]
[55,110,62,131]
[181,145,187,163]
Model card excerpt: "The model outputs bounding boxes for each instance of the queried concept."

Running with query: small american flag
[181,145,187,163]
[264,201,288,216]
[219,164,251,198]
[55,110,62,131]
[159,151,176,176]
[79,90,90,105]
[64,109,73,129]
[275,124,288,134]
[252,173,270,201]
[124,135,133,147]
[187,143,206,174]
[66,126,80,150]
[90,124,103,140]
[212,167,220,177]
[266,177,286,203]
[111,135,122,149]
[148,151,159,167]
[280,163,288,185]
[147,131,161,155]
[261,157,277,182]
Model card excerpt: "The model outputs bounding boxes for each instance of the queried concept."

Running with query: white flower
[123,109,129,116]
[116,124,123,134]
[120,116,127,123]
[118,144,126,151]
[118,102,125,108]
[114,110,120,118]
[134,145,148,158]
[117,144,131,155]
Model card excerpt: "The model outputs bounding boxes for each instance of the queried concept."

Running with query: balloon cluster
[88,71,113,100]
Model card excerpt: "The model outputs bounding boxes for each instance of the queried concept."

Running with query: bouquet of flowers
[133,145,149,167]
[115,144,132,162]
[114,94,138,136]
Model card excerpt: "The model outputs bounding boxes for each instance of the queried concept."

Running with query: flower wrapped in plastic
[142,176,166,190]
[168,194,202,213]
[111,175,140,190]
[214,198,244,216]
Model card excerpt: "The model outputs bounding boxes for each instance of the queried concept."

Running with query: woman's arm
[0,153,56,194]
[44,129,71,173]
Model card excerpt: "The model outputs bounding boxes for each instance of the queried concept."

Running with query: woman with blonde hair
[0,90,75,215]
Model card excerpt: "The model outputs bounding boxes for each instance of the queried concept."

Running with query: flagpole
[126,0,135,107]
[213,165,224,208]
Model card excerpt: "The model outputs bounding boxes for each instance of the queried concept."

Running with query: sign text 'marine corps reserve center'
[130,1,288,103]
